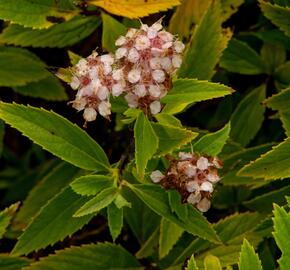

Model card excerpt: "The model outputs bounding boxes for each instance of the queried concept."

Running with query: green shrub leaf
[0,203,20,239]
[107,203,123,241]
[238,239,263,270]
[204,254,222,270]
[0,255,30,270]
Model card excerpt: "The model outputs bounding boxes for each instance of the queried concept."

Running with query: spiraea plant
[0,1,290,270]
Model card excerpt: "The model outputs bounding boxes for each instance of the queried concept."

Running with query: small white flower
[115,36,127,46]
[178,152,193,160]
[126,28,137,38]
[135,35,151,50]
[128,48,140,63]
[125,93,138,108]
[79,84,94,96]
[70,76,80,90]
[172,55,182,68]
[196,198,211,212]
[76,59,87,70]
[98,101,111,117]
[134,84,147,97]
[100,54,114,65]
[150,170,164,183]
[174,41,185,53]
[200,181,213,193]
[186,181,199,193]
[147,27,158,39]
[152,69,165,83]
[72,98,86,111]
[151,21,163,32]
[83,107,97,122]
[103,63,112,75]
[112,69,124,81]
[158,31,173,42]
[91,78,101,90]
[160,57,172,71]
[187,192,201,205]
[141,24,149,32]
[185,164,197,177]
[150,101,161,115]
[162,42,173,50]
[115,47,128,59]
[148,85,161,98]
[151,47,163,56]
[212,157,222,169]
[97,86,109,100]
[197,157,209,170]
[128,69,141,83]
[207,173,220,183]
[150,57,162,69]
[112,83,124,97]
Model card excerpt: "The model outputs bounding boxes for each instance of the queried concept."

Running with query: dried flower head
[150,152,223,212]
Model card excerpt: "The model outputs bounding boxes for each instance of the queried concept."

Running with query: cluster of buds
[68,20,185,122]
[150,152,223,212]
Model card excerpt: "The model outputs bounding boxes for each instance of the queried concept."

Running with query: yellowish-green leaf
[238,239,263,270]
[107,203,123,241]
[186,255,199,270]
[88,0,180,18]
[0,203,19,239]
[204,254,222,270]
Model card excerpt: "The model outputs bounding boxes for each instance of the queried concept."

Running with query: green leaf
[134,112,158,178]
[193,123,230,156]
[238,239,263,270]
[12,187,93,256]
[230,85,266,146]
[168,190,188,221]
[74,187,118,217]
[162,79,233,107]
[68,51,82,66]
[126,183,220,244]
[272,204,290,270]
[261,43,286,74]
[0,203,19,238]
[107,203,123,241]
[0,255,30,270]
[101,13,127,52]
[238,138,290,180]
[22,243,141,270]
[0,47,49,87]
[0,120,4,156]
[178,0,232,80]
[136,227,159,259]
[155,113,182,127]
[0,102,110,171]
[186,255,199,270]
[244,185,290,212]
[266,87,290,112]
[221,0,245,21]
[274,61,290,90]
[204,255,222,270]
[0,16,100,48]
[13,75,68,101]
[220,39,266,75]
[159,218,184,259]
[71,175,113,196]
[13,162,79,229]
[152,123,198,155]
[0,0,78,29]
[260,0,290,37]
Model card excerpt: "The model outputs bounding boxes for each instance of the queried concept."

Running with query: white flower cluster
[68,20,185,122]
[150,152,222,213]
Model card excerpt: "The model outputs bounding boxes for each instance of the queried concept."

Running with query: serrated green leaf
[101,13,127,52]
[272,204,290,270]
[13,75,68,101]
[155,113,182,127]
[107,203,123,241]
[134,112,158,178]
[135,227,159,259]
[12,187,93,256]
[238,239,263,270]
[0,102,110,171]
[266,87,290,112]
[22,243,141,270]
[193,123,230,156]
[152,123,198,155]
[14,162,79,229]
[178,0,232,80]
[238,138,290,180]
[114,194,131,209]
[261,43,286,74]
[0,203,19,238]
[70,175,113,196]
[274,61,290,89]
[0,255,30,270]
[126,183,220,244]
[162,79,233,107]
[244,185,290,212]
[0,16,100,48]
[221,0,245,21]
[74,187,118,217]
[168,190,188,221]
[186,255,199,270]
[159,218,184,259]
[0,0,78,29]
[230,85,266,146]
[204,254,222,270]
[0,47,49,87]
[260,0,290,37]
[220,39,266,75]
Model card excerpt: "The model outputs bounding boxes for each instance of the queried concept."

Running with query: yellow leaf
[88,0,181,18]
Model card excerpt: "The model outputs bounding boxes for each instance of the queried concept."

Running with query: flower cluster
[68,20,185,122]
[150,152,223,212]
